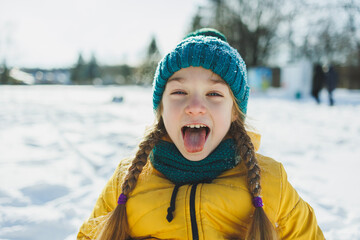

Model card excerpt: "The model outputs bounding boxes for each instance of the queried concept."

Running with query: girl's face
[161,66,234,161]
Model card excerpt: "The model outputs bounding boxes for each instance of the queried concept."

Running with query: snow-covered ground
[0,85,359,239]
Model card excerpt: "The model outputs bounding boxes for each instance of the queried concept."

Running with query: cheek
[218,103,234,128]
[161,103,179,132]
[161,111,172,137]
[162,98,184,118]
[162,101,174,119]
[220,112,233,128]
[213,101,233,117]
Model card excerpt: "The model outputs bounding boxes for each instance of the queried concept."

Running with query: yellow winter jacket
[77,131,324,239]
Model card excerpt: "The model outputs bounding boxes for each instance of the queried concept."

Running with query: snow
[0,85,359,239]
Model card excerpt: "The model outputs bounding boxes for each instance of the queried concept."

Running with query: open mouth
[181,124,210,153]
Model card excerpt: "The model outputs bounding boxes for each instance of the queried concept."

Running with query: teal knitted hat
[152,28,250,114]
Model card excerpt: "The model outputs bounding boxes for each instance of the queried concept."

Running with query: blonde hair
[96,85,278,240]
[96,114,166,240]
[230,100,278,239]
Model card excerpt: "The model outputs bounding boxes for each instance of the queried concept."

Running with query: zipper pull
[166,184,181,222]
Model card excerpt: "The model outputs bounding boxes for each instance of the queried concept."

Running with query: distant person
[311,64,325,104]
[77,28,324,239]
[324,65,338,106]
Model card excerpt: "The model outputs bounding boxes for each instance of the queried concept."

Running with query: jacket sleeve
[77,160,129,240]
[276,163,325,239]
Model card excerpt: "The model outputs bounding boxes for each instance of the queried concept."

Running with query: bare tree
[294,0,360,65]
[342,0,360,65]
[190,0,360,66]
[193,0,293,66]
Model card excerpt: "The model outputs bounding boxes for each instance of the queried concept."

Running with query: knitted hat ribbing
[152,28,250,114]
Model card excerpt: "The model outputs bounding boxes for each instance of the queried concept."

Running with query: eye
[171,90,187,95]
[207,92,223,97]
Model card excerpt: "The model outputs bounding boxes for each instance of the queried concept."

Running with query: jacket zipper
[190,183,199,240]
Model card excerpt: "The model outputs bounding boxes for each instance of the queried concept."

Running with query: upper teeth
[187,124,206,128]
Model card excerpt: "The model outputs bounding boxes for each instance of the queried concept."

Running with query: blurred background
[0,0,359,91]
[1,0,360,239]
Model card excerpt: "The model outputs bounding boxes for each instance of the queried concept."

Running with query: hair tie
[118,193,127,205]
[252,196,263,208]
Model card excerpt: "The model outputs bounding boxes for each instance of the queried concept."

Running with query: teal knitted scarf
[150,139,240,185]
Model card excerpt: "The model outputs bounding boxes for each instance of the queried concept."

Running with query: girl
[77,28,324,240]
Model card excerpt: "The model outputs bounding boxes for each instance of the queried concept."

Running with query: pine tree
[0,61,9,84]
[136,36,161,85]
[71,53,87,84]
[189,7,203,32]
[87,53,101,81]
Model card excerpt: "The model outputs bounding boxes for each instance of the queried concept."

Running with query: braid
[122,119,166,195]
[96,118,166,240]
[230,118,278,240]
[230,120,261,198]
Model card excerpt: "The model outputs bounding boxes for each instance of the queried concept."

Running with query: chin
[181,149,210,161]
[177,138,216,161]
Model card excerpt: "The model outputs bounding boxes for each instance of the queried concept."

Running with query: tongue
[183,127,207,153]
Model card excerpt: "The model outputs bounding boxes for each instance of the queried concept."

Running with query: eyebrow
[167,77,226,85]
[168,77,185,83]
[209,78,226,85]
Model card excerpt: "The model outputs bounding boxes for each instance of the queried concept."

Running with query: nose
[185,95,206,116]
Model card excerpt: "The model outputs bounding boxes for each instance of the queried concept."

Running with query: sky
[0,0,206,69]
[1,0,357,70]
